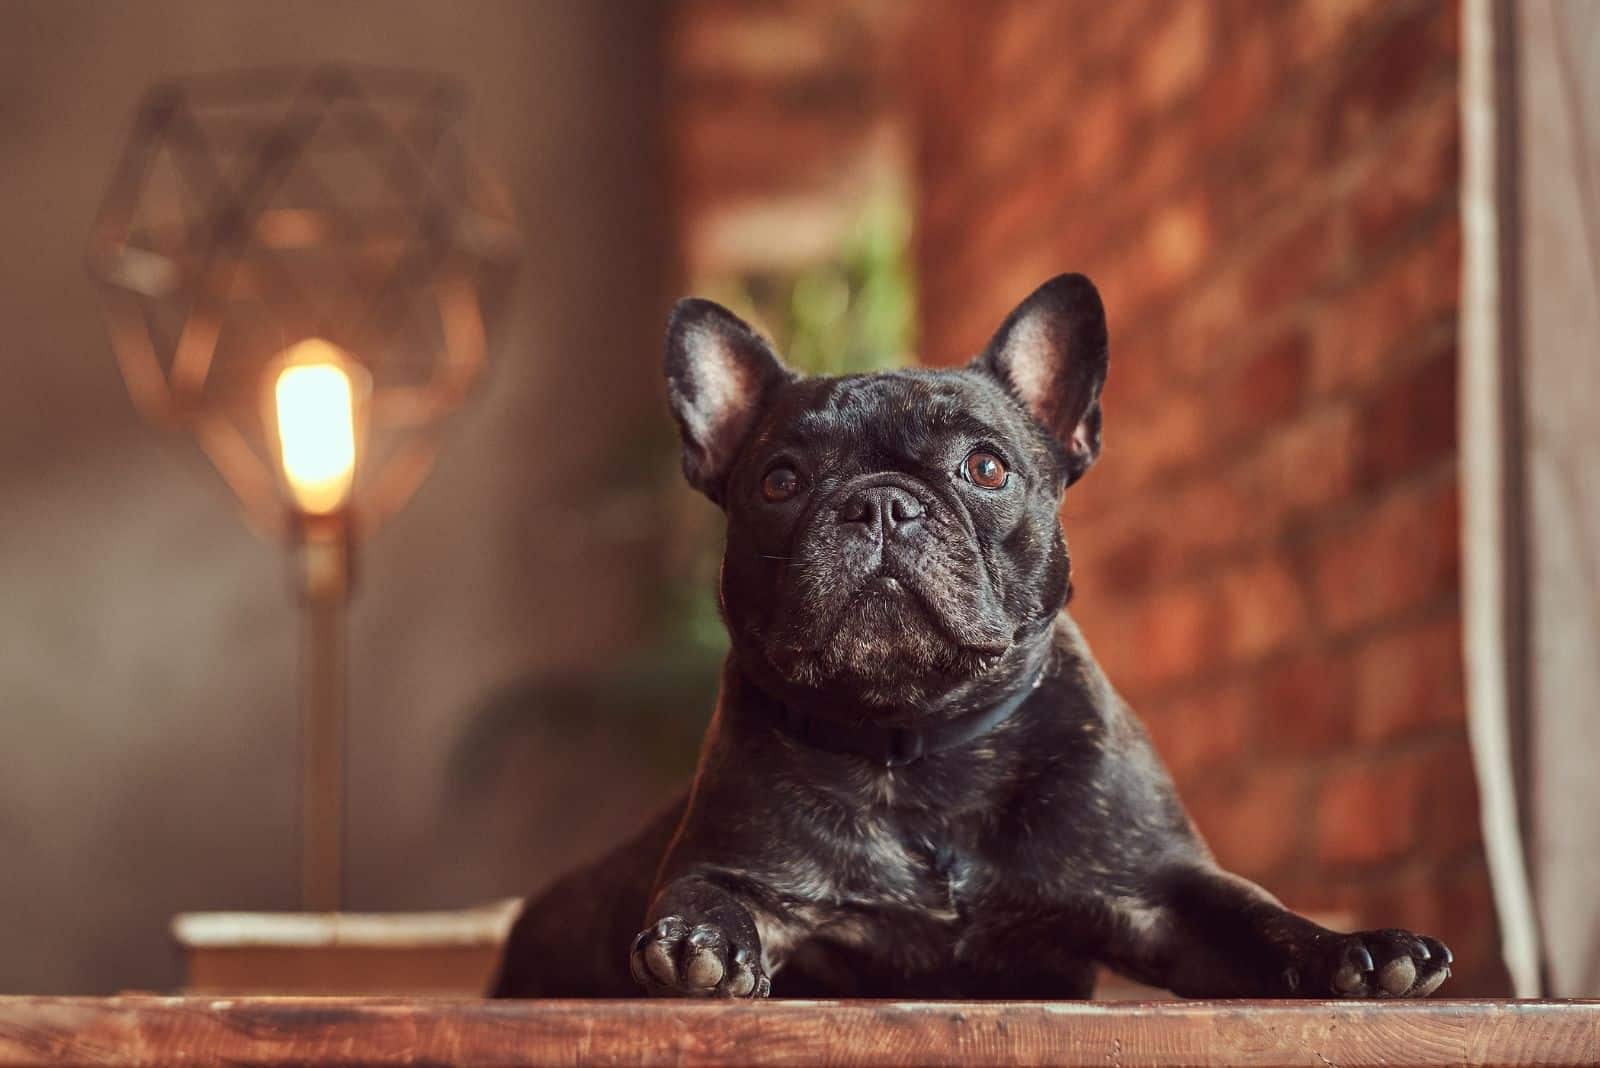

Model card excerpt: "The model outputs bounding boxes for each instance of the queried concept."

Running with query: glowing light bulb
[273,340,360,515]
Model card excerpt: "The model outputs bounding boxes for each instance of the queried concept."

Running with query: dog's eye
[761,465,801,503]
[964,451,1008,489]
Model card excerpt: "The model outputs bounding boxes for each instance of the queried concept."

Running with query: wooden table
[0,997,1595,1066]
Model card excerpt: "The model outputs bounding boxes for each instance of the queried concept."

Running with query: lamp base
[172,900,521,996]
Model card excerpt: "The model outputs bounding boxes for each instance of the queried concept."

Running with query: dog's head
[666,274,1108,724]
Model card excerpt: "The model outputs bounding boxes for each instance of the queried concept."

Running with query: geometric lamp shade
[87,65,519,537]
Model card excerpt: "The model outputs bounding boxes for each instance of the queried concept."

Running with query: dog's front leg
[1101,864,1452,998]
[630,871,776,998]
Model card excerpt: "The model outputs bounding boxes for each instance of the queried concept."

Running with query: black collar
[767,672,1045,768]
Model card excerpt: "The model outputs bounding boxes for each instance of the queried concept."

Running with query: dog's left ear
[665,298,792,505]
[974,273,1109,487]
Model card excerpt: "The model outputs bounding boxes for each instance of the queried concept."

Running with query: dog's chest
[772,808,1036,995]
[852,820,964,914]
[783,797,979,928]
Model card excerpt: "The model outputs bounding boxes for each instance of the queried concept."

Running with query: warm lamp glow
[273,340,359,515]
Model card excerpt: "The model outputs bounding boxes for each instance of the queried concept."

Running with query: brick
[1217,329,1311,446]
[966,154,1078,276]
[1317,755,1426,866]
[1141,682,1257,779]
[1086,581,1218,696]
[1137,581,1219,690]
[1167,271,1249,380]
[1312,213,1460,394]
[1197,14,1278,152]
[1137,1,1215,112]
[1091,252,1159,339]
[1068,506,1161,595]
[1356,340,1457,485]
[1318,2,1456,161]
[1224,102,1318,222]
[673,7,837,83]
[678,103,875,203]
[1188,765,1310,880]
[1146,192,1214,289]
[1246,210,1342,318]
[1161,476,1258,574]
[1311,477,1460,634]
[1349,93,1460,258]
[1440,0,1463,60]
[1241,402,1359,526]
[1116,119,1203,208]
[1098,318,1167,414]
[1351,864,1441,936]
[986,0,1063,80]
[1055,205,1124,287]
[1353,613,1465,743]
[1318,737,1485,884]
[1093,530,1163,596]
[1258,648,1356,755]
[1091,389,1209,492]
[1214,555,1310,664]
[1421,737,1486,857]
[1069,0,1156,65]
[1075,600,1144,691]
[1289,0,1387,67]
[1069,82,1131,191]
[971,53,1076,184]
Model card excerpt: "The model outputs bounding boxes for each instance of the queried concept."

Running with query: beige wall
[0,1,676,993]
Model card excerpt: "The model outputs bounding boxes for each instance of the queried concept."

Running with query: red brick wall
[667,0,1505,994]
[909,0,1503,992]
[667,0,907,278]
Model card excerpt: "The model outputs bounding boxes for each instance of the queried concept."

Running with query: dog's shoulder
[994,613,1203,865]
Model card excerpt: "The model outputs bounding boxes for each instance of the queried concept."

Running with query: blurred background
[1,0,1594,1000]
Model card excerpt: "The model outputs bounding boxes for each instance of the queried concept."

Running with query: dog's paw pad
[1377,953,1417,995]
[1321,929,1451,998]
[630,916,767,998]
[682,925,727,987]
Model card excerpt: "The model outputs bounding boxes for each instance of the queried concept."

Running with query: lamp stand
[295,515,352,912]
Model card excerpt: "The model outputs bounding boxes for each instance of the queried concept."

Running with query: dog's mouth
[810,567,996,644]
[762,564,1015,697]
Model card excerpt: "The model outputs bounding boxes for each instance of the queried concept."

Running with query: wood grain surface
[0,997,1594,1067]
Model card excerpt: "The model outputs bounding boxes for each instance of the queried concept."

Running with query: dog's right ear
[973,273,1109,488]
[665,298,791,505]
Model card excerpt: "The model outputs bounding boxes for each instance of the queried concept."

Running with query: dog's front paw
[1305,929,1452,998]
[629,915,770,998]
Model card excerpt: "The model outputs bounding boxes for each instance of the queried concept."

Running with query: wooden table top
[0,996,1595,1066]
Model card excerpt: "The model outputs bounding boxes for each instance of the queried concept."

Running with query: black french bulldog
[493,274,1452,1000]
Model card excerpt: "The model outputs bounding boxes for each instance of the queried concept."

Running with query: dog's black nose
[837,485,924,535]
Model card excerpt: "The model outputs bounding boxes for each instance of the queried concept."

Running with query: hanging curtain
[1461,0,1600,998]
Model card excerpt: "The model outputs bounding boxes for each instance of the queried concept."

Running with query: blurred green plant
[713,183,915,376]
[452,183,915,801]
